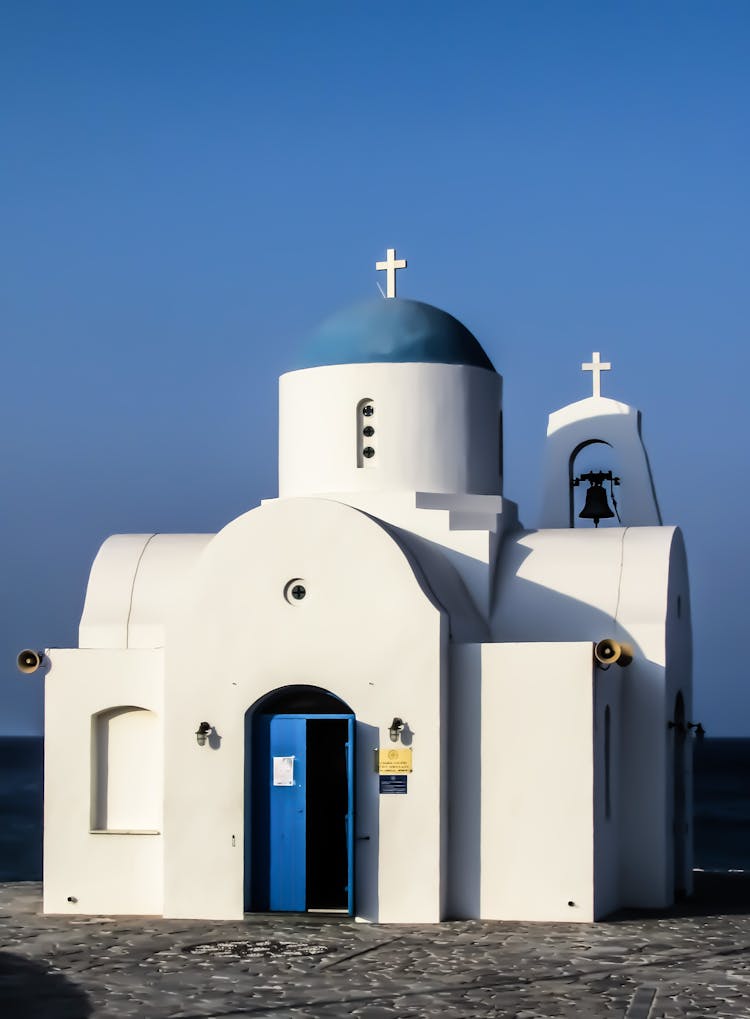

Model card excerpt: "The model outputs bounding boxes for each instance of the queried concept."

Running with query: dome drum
[279,361,502,498]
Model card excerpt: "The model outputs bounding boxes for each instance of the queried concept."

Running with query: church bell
[579,483,614,527]
[574,470,619,528]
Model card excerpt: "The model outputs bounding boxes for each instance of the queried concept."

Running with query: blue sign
[379,775,407,795]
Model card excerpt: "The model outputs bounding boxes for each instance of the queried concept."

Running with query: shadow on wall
[447,643,481,919]
[608,872,750,920]
[0,951,93,1018]
[493,534,645,647]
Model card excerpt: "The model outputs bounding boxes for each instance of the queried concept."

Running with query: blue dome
[293,298,496,372]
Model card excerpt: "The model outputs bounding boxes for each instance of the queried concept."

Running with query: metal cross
[581,351,612,398]
[375,248,407,298]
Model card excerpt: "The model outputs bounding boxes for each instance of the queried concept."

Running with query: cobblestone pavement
[2,879,750,1018]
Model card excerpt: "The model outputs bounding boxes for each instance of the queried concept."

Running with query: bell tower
[539,353,662,528]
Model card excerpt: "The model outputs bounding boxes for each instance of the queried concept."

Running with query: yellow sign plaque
[376,748,413,774]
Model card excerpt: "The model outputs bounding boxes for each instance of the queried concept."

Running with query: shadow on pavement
[0,950,92,1018]
[609,871,750,921]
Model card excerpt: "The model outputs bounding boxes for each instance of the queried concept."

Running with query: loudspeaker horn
[17,649,45,674]
[594,639,633,669]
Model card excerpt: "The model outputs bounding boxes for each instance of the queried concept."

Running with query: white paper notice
[273,756,295,786]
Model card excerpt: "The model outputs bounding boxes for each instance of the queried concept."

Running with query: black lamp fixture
[195,722,212,747]
[573,470,621,527]
[668,720,705,738]
[388,717,405,743]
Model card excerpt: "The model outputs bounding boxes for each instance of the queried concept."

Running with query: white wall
[616,527,690,906]
[279,363,502,498]
[296,488,516,620]
[43,648,164,915]
[450,642,598,922]
[493,525,690,910]
[162,497,449,922]
[593,668,622,918]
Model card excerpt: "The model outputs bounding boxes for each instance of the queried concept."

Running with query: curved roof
[293,298,496,372]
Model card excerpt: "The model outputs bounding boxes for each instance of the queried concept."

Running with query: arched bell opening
[569,439,622,528]
[672,690,688,898]
[244,685,355,916]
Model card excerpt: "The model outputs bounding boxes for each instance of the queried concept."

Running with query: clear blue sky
[1,1,748,734]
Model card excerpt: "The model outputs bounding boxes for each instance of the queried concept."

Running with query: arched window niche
[91,706,161,833]
[569,439,622,529]
[356,398,375,468]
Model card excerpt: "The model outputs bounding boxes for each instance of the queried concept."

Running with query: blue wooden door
[249,710,355,914]
[269,715,307,911]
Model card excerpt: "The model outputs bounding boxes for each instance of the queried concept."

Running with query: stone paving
[1,878,750,1018]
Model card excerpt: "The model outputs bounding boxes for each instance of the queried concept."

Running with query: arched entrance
[673,690,687,897]
[245,686,354,915]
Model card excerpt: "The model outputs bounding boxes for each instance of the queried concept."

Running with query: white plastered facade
[42,305,692,923]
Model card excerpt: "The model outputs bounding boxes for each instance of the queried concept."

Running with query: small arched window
[356,398,375,468]
[91,706,161,832]
[604,705,612,820]
[498,411,504,485]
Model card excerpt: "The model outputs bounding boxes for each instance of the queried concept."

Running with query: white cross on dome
[376,248,407,298]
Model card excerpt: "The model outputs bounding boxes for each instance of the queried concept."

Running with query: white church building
[31,251,693,923]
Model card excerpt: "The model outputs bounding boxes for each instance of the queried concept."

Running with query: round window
[283,578,307,604]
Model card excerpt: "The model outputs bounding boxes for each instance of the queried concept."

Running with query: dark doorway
[307,718,349,910]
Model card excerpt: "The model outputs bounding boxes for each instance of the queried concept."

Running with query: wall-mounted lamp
[669,720,705,738]
[195,722,212,747]
[388,717,405,743]
[572,470,621,527]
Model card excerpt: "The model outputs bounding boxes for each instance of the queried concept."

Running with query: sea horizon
[1,735,748,881]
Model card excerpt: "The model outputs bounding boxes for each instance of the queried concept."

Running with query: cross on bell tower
[581,351,612,398]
